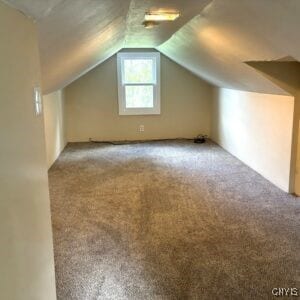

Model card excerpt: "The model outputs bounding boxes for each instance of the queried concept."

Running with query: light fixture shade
[145,11,180,22]
[143,21,159,29]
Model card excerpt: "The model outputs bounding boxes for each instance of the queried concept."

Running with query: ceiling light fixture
[143,20,159,29]
[145,11,180,22]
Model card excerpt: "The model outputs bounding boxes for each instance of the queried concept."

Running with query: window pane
[125,85,154,108]
[124,59,154,83]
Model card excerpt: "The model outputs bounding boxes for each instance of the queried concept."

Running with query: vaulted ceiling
[3,0,300,95]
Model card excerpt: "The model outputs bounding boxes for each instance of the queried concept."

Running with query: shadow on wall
[246,60,300,194]
[211,86,293,193]
[43,90,67,168]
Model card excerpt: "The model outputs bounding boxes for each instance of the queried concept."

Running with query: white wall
[0,2,56,299]
[212,88,294,192]
[292,92,300,195]
[44,90,67,168]
[65,53,213,142]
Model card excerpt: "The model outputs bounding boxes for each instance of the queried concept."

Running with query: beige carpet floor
[48,140,300,300]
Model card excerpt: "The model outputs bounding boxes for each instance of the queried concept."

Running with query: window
[117,52,160,115]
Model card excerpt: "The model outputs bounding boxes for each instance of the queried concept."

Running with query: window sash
[122,83,154,86]
[121,58,157,85]
[123,83,155,108]
[117,52,160,115]
[124,85,154,108]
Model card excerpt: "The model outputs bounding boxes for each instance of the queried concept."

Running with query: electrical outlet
[139,125,145,132]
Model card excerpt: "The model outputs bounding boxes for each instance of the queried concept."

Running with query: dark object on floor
[48,140,300,300]
[194,134,207,143]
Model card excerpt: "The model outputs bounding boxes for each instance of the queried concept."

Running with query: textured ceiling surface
[2,0,300,94]
[3,0,210,94]
[3,0,131,93]
[124,0,211,48]
[159,0,300,95]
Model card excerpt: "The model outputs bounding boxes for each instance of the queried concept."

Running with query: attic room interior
[1,0,300,299]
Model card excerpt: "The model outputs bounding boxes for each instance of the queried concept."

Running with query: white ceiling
[124,0,211,48]
[159,0,300,95]
[2,0,300,95]
[2,0,211,94]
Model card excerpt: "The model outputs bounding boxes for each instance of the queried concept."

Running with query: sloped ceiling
[159,0,300,95]
[2,0,300,95]
[2,0,211,94]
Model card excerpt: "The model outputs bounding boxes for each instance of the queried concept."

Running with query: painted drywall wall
[294,91,300,195]
[244,61,300,195]
[0,2,56,300]
[212,87,294,192]
[65,53,213,142]
[43,90,67,168]
[295,96,300,195]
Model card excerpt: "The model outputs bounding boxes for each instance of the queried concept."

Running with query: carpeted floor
[48,140,300,300]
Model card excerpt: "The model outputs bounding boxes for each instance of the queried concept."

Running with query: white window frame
[117,52,161,115]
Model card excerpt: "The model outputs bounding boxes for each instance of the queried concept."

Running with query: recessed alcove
[246,59,300,194]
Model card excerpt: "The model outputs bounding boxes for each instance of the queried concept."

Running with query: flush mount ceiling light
[144,10,180,22]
